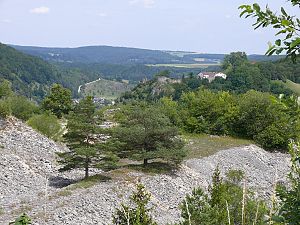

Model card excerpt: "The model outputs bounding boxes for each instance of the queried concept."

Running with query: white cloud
[30,6,50,14]
[129,0,155,8]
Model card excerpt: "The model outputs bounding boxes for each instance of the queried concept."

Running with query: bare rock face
[0,118,290,225]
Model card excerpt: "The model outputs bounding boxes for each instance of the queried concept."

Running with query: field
[146,63,220,69]
[81,78,133,100]
[183,134,253,159]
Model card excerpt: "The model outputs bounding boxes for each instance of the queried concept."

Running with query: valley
[1,0,300,223]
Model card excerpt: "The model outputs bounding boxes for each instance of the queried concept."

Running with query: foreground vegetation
[11,142,299,225]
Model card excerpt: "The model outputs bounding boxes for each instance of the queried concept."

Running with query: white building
[197,72,227,83]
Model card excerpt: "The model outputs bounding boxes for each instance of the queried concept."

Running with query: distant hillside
[0,43,59,100]
[11,45,184,64]
[11,45,282,65]
[80,78,133,100]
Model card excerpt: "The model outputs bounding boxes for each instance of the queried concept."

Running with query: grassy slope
[82,79,133,100]
[183,134,253,159]
[281,80,300,96]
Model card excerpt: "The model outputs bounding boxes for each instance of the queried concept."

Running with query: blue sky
[0,0,297,54]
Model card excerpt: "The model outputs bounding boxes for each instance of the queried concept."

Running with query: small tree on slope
[113,183,157,225]
[57,96,119,179]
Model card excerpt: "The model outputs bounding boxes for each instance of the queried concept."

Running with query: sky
[0,0,297,54]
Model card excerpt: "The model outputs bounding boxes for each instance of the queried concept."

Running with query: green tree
[234,90,299,150]
[57,96,119,179]
[222,52,248,73]
[239,1,300,61]
[113,183,157,225]
[114,104,186,166]
[41,84,73,118]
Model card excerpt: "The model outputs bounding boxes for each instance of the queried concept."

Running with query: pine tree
[57,96,119,179]
[114,104,186,166]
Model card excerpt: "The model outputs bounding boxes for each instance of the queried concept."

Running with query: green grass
[68,174,111,190]
[276,79,300,96]
[183,134,253,159]
[125,162,176,175]
[82,79,133,100]
[146,63,220,69]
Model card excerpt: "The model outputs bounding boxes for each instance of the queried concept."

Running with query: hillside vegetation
[0,43,58,100]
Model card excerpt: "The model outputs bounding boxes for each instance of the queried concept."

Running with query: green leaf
[253,3,261,12]
[290,38,300,48]
[275,39,281,46]
[281,7,287,16]
[281,20,291,26]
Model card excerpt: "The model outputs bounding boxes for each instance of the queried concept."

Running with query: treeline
[121,52,298,102]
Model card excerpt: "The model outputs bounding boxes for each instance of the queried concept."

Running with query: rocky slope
[0,117,290,225]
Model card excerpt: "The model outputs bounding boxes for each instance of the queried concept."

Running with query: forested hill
[11,45,182,64]
[11,44,283,65]
[0,43,59,100]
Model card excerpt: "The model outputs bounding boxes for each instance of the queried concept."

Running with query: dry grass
[183,134,252,159]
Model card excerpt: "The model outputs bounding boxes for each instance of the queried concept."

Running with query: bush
[113,183,157,225]
[27,113,61,138]
[179,168,269,225]
[0,99,11,118]
[9,213,32,225]
[9,96,39,121]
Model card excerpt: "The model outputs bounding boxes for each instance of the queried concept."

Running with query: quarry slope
[0,117,290,225]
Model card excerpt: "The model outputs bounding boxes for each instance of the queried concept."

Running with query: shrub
[9,96,39,121]
[27,113,61,138]
[9,213,32,225]
[179,168,269,225]
[0,99,11,119]
[113,183,157,225]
